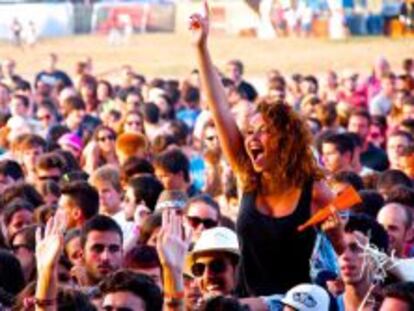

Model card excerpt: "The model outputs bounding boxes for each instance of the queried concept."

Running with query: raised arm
[190,2,247,171]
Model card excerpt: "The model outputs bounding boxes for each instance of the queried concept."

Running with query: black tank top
[236,179,316,296]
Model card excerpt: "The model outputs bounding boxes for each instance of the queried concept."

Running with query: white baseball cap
[192,227,240,257]
[281,284,330,311]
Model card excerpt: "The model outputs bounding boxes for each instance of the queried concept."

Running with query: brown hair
[239,98,323,193]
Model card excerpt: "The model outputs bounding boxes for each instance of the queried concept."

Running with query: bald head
[377,203,412,257]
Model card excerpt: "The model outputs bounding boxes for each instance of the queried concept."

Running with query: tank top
[236,179,316,296]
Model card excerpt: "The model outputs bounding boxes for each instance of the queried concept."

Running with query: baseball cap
[281,284,330,311]
[192,227,240,258]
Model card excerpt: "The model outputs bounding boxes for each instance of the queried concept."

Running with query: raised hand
[189,0,210,47]
[35,210,66,272]
[156,209,192,272]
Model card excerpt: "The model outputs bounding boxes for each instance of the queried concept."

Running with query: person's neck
[343,281,371,311]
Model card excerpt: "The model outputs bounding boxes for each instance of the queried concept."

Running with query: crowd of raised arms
[0,4,414,311]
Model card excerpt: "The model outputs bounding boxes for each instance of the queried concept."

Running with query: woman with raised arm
[189,3,338,297]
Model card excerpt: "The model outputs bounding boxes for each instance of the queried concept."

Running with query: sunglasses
[187,216,217,229]
[191,259,227,277]
[97,135,115,142]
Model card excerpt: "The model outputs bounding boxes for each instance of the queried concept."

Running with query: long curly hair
[239,98,324,193]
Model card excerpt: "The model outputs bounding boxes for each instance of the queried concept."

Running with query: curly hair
[239,98,324,193]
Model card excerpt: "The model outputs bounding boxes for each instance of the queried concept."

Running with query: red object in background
[97,6,145,34]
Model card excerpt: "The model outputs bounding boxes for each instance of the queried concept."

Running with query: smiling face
[244,112,275,173]
[193,252,237,297]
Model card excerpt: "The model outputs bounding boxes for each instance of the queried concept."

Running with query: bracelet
[164,291,185,299]
[23,297,56,308]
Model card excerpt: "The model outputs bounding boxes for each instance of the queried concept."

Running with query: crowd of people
[0,4,413,311]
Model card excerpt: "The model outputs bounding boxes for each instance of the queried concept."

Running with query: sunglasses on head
[191,258,227,277]
[187,216,217,229]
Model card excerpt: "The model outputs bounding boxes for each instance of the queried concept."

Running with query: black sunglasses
[97,135,115,142]
[191,259,227,277]
[187,216,217,229]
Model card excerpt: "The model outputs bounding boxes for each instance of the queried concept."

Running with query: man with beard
[76,215,123,288]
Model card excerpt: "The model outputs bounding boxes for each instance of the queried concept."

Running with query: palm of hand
[36,234,63,269]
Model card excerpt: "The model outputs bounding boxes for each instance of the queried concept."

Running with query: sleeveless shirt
[236,179,316,296]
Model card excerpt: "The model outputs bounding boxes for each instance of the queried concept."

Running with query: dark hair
[185,194,221,219]
[386,184,414,208]
[351,190,385,218]
[349,108,371,125]
[35,152,66,174]
[127,175,164,212]
[18,134,46,151]
[377,170,413,196]
[14,282,96,311]
[121,156,154,183]
[12,94,29,108]
[0,160,24,181]
[93,125,116,143]
[80,215,123,248]
[168,120,189,146]
[382,282,414,309]
[183,86,200,104]
[139,213,162,245]
[3,198,34,226]
[322,133,355,155]
[345,132,363,149]
[124,245,161,270]
[0,249,25,299]
[154,148,190,182]
[152,134,179,155]
[54,149,81,172]
[344,214,389,252]
[99,270,162,311]
[60,181,99,220]
[142,102,160,124]
[64,96,86,114]
[0,182,43,210]
[331,171,364,191]
[10,224,37,252]
[46,125,71,148]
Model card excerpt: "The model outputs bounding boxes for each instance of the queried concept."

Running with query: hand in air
[189,0,210,47]
[35,211,66,272]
